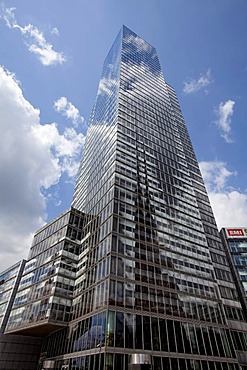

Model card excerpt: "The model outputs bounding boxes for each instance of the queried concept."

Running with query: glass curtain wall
[6,208,85,336]
[40,27,247,370]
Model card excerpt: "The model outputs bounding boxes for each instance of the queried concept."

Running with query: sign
[226,228,247,238]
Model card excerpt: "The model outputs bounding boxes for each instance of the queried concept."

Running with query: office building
[6,208,85,336]
[220,227,247,319]
[0,260,25,333]
[0,261,42,370]
[6,26,247,370]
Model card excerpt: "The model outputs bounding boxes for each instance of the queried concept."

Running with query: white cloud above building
[1,7,66,66]
[0,66,84,269]
[54,97,85,128]
[183,69,213,94]
[199,161,247,230]
[214,100,235,143]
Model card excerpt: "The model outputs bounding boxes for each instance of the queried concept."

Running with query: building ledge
[5,320,67,337]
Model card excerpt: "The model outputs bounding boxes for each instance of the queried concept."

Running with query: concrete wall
[0,333,42,370]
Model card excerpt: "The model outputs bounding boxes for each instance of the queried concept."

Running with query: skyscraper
[5,26,247,370]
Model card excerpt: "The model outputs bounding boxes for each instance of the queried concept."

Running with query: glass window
[135,314,143,349]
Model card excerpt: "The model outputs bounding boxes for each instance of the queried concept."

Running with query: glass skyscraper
[5,26,247,370]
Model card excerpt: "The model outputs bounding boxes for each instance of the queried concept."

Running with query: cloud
[2,7,65,66]
[0,66,85,270]
[51,27,59,36]
[214,100,235,143]
[199,161,247,230]
[183,69,213,94]
[54,97,84,128]
[199,161,236,192]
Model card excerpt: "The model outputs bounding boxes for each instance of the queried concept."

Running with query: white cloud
[199,161,247,230]
[208,192,247,230]
[2,7,65,66]
[183,69,213,94]
[199,161,236,192]
[54,97,84,128]
[215,100,235,143]
[51,27,59,36]
[0,66,85,271]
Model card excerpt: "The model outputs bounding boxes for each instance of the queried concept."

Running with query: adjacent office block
[0,261,42,370]
[6,208,85,338]
[220,227,247,320]
[0,260,25,333]
[6,27,247,369]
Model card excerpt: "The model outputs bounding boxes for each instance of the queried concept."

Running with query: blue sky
[0,0,247,271]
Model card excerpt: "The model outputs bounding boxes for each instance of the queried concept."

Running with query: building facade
[5,26,247,370]
[0,261,42,370]
[0,260,25,333]
[6,208,85,338]
[220,227,247,320]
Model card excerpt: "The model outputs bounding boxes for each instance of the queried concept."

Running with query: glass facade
[6,27,247,369]
[220,228,247,318]
[70,26,247,370]
[0,261,43,370]
[0,260,25,332]
[6,208,85,336]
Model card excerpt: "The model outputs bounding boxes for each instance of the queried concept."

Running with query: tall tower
[70,25,247,370]
[6,26,247,370]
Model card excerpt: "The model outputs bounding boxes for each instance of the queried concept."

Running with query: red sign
[227,228,245,237]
